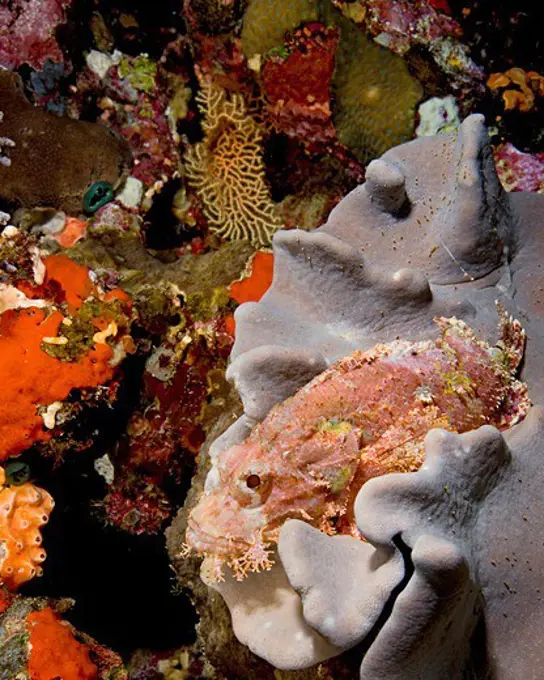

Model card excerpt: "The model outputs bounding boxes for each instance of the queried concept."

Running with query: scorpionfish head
[185,441,278,575]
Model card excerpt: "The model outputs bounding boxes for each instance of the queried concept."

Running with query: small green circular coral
[5,461,31,486]
[83,181,114,214]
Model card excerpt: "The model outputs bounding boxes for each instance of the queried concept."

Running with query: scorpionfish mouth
[186,493,263,558]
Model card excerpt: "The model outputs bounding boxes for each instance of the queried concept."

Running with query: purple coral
[0,0,72,71]
[494,142,544,193]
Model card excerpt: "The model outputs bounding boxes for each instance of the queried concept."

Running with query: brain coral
[169,114,544,678]
[326,5,424,162]
[185,82,283,246]
[241,0,319,58]
[0,466,54,590]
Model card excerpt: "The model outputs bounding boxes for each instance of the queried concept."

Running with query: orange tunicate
[487,67,544,113]
[0,466,54,590]
[486,72,510,90]
[229,251,274,305]
[0,308,115,459]
[27,607,98,680]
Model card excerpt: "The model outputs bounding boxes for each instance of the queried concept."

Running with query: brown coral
[0,71,130,213]
[0,466,54,590]
[184,83,283,246]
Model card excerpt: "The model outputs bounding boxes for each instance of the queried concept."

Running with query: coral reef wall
[0,0,542,678]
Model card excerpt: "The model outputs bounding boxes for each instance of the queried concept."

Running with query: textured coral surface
[0,72,130,214]
[328,7,424,161]
[241,0,319,58]
[185,83,283,245]
[0,0,71,71]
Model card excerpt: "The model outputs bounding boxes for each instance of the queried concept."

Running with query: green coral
[40,297,127,362]
[322,3,423,163]
[118,55,157,93]
[185,286,232,321]
[69,224,254,324]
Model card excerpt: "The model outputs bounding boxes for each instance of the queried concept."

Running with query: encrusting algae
[185,307,530,581]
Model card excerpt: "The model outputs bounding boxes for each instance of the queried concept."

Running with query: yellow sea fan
[184,83,283,247]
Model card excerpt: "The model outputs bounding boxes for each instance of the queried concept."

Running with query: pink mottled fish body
[186,309,529,580]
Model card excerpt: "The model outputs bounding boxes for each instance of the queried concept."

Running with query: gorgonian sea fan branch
[184,82,283,246]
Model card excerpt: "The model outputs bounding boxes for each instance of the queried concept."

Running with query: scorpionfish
[185,308,530,581]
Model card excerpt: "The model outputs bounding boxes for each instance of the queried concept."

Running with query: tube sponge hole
[83,181,114,214]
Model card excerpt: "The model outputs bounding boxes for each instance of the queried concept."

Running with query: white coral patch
[94,454,115,485]
[42,401,63,430]
[85,49,121,79]
[116,176,143,209]
[0,284,48,315]
[30,245,46,285]
[416,95,460,137]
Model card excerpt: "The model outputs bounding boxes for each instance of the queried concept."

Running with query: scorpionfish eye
[246,474,261,489]
[231,467,272,507]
